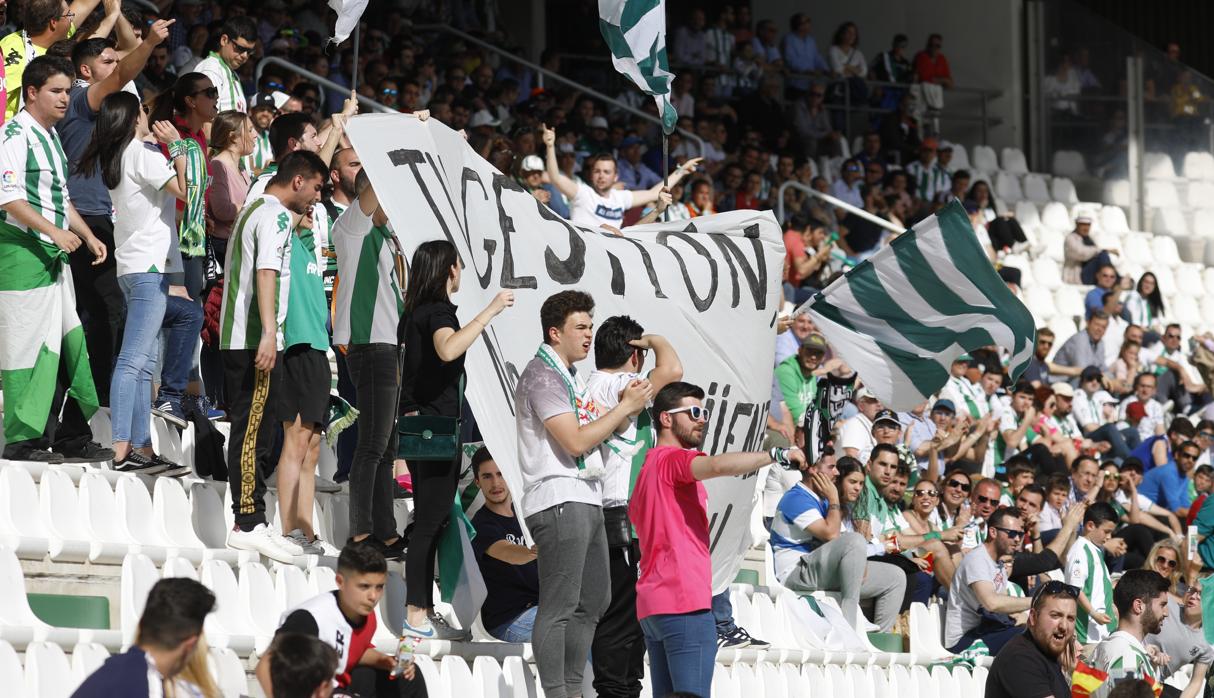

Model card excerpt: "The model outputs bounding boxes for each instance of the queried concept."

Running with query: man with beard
[984,580,1078,698]
[631,381,806,698]
[945,507,1031,653]
[1089,570,1171,697]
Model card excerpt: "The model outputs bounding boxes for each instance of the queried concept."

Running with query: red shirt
[783,229,807,286]
[630,445,711,619]
[914,51,952,84]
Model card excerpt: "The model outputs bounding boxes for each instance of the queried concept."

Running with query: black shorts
[276,345,331,425]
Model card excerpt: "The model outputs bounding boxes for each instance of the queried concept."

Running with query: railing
[410,23,707,155]
[556,50,1003,144]
[253,57,396,114]
[776,180,904,234]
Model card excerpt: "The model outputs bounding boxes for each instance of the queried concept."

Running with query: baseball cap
[921,137,939,150]
[872,409,901,430]
[1051,382,1075,398]
[800,333,827,352]
[1080,366,1103,383]
[997,266,1022,287]
[1075,215,1093,225]
[1126,401,1147,421]
[855,386,878,402]
[619,135,644,149]
[520,155,544,172]
[931,399,956,414]
[952,353,973,366]
[469,109,501,128]
[589,115,609,130]
[938,140,955,152]
[250,92,278,112]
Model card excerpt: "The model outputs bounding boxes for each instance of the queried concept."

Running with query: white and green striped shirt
[195,53,247,113]
[0,110,70,247]
[245,129,272,175]
[331,201,405,346]
[1089,630,1162,698]
[905,160,951,202]
[219,194,293,351]
[1066,535,1116,645]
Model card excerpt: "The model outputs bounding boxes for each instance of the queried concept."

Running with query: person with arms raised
[632,381,807,698]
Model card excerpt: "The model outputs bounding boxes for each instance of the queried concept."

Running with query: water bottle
[390,635,417,680]
[1188,525,1199,563]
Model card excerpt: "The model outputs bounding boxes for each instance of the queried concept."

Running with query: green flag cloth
[598,0,678,134]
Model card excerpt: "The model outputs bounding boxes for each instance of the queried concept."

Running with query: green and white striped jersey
[245,129,271,175]
[331,201,405,346]
[219,194,293,351]
[1088,630,1162,698]
[0,110,69,248]
[1066,534,1117,644]
[195,53,247,113]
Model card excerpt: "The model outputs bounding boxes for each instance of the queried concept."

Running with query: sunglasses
[1103,472,1120,481]
[1031,580,1079,607]
[667,405,710,422]
[975,494,1000,506]
[381,88,399,96]
[1156,555,1178,569]
[1201,432,1214,440]
[1038,340,1053,346]
[1179,452,1200,461]
[1166,333,1181,340]
[194,86,219,99]
[991,525,1024,539]
[231,43,256,55]
[946,478,972,492]
[914,489,938,498]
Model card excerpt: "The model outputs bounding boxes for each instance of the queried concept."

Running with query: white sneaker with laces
[227,524,298,563]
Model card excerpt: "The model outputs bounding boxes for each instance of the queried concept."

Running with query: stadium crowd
[0,0,1209,696]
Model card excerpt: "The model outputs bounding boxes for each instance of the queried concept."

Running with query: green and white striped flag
[598,0,678,134]
[0,256,98,444]
[799,200,1035,411]
[436,496,487,632]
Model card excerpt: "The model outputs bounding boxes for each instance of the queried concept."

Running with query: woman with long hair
[1145,539,1186,602]
[965,180,998,222]
[1125,272,1167,333]
[899,477,959,588]
[76,92,188,471]
[934,468,974,530]
[1097,462,1170,570]
[397,239,514,639]
[835,457,868,532]
[206,110,255,263]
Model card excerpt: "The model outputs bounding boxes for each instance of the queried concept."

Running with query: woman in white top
[75,92,188,472]
[1124,272,1167,333]
[829,22,868,79]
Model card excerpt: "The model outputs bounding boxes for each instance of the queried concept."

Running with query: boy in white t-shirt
[540,123,702,232]
[584,316,683,698]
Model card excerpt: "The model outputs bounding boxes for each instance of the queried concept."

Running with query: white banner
[347,114,784,594]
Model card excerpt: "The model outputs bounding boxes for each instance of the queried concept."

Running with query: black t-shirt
[400,300,463,416]
[1023,356,1050,386]
[471,506,539,630]
[986,632,1072,698]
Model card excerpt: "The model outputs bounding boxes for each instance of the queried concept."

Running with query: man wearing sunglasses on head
[195,17,257,113]
[630,381,807,698]
[984,580,1078,698]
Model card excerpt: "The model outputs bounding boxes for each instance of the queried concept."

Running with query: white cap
[589,115,609,130]
[469,109,501,128]
[521,155,544,172]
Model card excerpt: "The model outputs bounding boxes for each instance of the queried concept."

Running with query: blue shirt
[617,158,661,190]
[782,33,829,90]
[1131,434,1170,473]
[1140,463,1191,513]
[1084,287,1111,319]
[57,85,112,216]
[771,483,828,581]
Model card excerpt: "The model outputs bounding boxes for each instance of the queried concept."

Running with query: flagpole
[661,134,669,222]
[351,24,360,93]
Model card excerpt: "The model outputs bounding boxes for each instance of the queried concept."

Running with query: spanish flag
[1072,660,1109,697]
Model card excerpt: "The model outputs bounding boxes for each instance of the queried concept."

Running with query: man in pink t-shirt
[630,381,806,698]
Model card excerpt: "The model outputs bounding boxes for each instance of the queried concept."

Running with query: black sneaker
[2,447,64,464]
[380,535,407,562]
[58,441,116,464]
[151,454,192,478]
[113,451,170,475]
[732,627,769,649]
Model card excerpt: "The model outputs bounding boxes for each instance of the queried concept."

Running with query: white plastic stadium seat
[994,171,1023,203]
[932,664,960,698]
[188,483,246,565]
[1152,207,1189,237]
[0,640,23,698]
[1154,266,1178,298]
[1173,294,1202,328]
[1103,179,1131,208]
[1144,151,1177,179]
[162,555,199,580]
[501,656,537,698]
[1022,174,1050,205]
[441,656,477,698]
[120,552,159,646]
[1053,150,1086,178]
[1040,201,1072,232]
[0,467,50,560]
[275,564,313,611]
[1150,236,1182,269]
[1013,200,1041,230]
[39,468,94,564]
[1183,151,1214,181]
[152,477,208,562]
[947,143,971,172]
[472,657,508,698]
[1000,147,1029,175]
[1051,177,1080,206]
[1029,257,1062,291]
[1053,286,1085,321]
[113,475,173,563]
[972,145,998,173]
[1145,180,1180,209]
[1193,208,1214,238]
[1101,205,1130,235]
[1185,180,1214,209]
[1200,296,1214,327]
[238,561,282,650]
[69,642,109,689]
[24,641,73,698]
[209,646,247,698]
[79,472,140,564]
[198,559,257,655]
[1175,235,1206,265]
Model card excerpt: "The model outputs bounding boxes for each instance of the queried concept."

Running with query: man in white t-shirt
[584,316,683,698]
[540,124,701,232]
[1141,323,1207,413]
[839,387,882,461]
[193,16,256,113]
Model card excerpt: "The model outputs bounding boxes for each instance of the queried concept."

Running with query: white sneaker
[227,524,298,563]
[276,532,305,556]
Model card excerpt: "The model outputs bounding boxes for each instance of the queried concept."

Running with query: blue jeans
[1088,423,1134,461]
[640,611,716,698]
[157,293,203,406]
[111,273,167,446]
[711,590,736,634]
[489,606,537,643]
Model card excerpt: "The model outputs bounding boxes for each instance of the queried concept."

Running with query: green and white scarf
[535,343,606,479]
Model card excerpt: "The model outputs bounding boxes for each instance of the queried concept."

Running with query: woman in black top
[398,240,513,639]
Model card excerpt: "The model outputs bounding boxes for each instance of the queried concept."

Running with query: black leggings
[404,455,460,608]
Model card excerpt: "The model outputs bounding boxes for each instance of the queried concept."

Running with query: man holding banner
[515,290,653,698]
